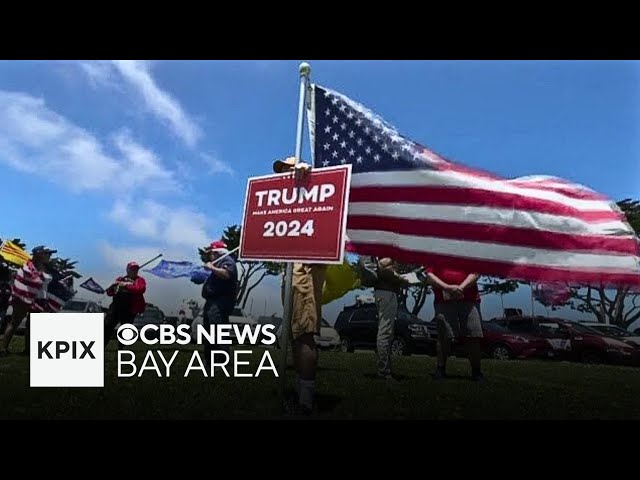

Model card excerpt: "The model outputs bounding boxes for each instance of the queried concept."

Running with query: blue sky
[1,60,638,322]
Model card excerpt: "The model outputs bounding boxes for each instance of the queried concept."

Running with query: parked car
[578,322,640,347]
[480,321,553,360]
[333,302,437,356]
[490,316,640,366]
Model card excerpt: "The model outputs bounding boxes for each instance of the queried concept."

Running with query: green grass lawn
[1,336,639,419]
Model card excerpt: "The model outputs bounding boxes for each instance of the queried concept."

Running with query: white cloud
[79,61,120,90]
[0,90,120,192]
[108,199,211,249]
[110,60,201,148]
[0,90,179,195]
[77,61,233,177]
[201,153,234,175]
[112,130,178,192]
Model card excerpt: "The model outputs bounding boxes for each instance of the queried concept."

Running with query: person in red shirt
[104,262,146,350]
[424,265,485,382]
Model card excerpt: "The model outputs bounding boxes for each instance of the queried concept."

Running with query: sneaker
[471,372,487,383]
[0,349,9,357]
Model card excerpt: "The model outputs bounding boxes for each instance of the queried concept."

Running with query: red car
[490,316,640,366]
[544,321,640,366]
[481,321,552,360]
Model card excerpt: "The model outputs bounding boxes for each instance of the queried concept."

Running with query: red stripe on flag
[348,243,640,288]
[349,186,622,223]
[346,215,640,255]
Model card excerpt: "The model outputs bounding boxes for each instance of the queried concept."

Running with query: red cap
[127,262,140,270]
[207,240,227,251]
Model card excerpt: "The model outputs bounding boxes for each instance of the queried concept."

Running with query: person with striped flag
[0,246,57,356]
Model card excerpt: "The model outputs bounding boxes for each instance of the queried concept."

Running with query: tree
[220,225,283,309]
[479,277,521,313]
[48,257,81,279]
[567,199,640,327]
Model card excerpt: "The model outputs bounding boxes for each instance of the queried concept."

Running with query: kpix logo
[30,313,104,387]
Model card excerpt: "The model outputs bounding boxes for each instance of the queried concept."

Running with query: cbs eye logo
[116,324,139,346]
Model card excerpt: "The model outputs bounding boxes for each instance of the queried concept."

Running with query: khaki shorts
[435,301,483,339]
[281,263,327,340]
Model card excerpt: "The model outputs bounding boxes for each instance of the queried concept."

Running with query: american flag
[308,84,640,288]
[11,262,74,313]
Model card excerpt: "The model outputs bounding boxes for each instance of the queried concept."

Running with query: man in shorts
[424,265,485,382]
[273,156,327,415]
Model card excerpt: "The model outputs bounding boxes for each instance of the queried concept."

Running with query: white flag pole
[279,62,312,402]
[139,253,163,269]
[210,246,239,265]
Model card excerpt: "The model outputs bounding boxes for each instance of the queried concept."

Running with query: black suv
[334,302,437,356]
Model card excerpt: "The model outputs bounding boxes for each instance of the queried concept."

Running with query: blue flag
[79,277,105,295]
[144,260,209,280]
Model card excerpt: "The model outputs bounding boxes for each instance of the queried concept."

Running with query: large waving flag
[0,240,31,267]
[145,260,209,280]
[307,85,640,288]
[38,273,76,312]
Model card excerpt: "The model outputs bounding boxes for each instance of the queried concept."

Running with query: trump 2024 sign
[239,165,352,264]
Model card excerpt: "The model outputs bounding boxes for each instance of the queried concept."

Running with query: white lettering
[234,324,261,344]
[118,351,136,377]
[217,324,233,344]
[157,350,179,377]
[267,189,280,206]
[256,350,279,377]
[234,350,253,377]
[160,324,176,344]
[140,324,159,345]
[210,351,231,377]
[185,351,207,377]
[260,324,276,345]
[255,190,268,207]
[176,324,191,345]
[320,183,335,202]
[196,324,214,345]
[139,350,162,377]
[255,184,336,207]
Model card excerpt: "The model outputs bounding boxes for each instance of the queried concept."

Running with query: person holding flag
[0,246,56,357]
[193,240,238,368]
[104,262,147,350]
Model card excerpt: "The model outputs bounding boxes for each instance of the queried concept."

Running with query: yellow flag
[0,240,31,267]
[322,260,361,305]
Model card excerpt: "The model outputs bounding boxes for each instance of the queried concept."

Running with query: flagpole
[279,62,311,402]
[211,247,239,265]
[139,253,163,269]
[530,283,535,316]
